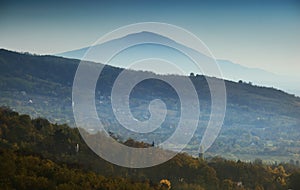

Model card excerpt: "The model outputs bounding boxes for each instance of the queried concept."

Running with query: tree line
[0,107,299,190]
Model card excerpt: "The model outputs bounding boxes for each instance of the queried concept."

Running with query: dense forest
[0,107,299,190]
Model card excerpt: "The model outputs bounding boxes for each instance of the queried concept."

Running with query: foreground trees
[0,107,299,190]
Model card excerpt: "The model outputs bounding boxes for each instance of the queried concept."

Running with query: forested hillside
[0,49,299,162]
[0,107,300,190]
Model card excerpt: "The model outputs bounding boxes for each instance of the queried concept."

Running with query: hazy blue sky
[1,0,299,77]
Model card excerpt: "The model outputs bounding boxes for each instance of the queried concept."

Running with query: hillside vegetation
[0,49,300,162]
[1,107,300,189]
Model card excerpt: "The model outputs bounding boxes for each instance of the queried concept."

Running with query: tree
[254,184,264,190]
[222,179,234,190]
[0,149,16,189]
[159,179,171,190]
[254,158,263,165]
[288,171,300,189]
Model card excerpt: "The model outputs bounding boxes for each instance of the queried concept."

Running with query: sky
[1,0,300,77]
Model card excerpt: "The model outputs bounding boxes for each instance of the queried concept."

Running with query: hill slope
[1,107,300,190]
[0,49,299,162]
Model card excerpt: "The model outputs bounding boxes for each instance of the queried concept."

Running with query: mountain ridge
[56,31,300,96]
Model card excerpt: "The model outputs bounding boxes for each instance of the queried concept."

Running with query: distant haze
[0,0,299,78]
[57,31,300,96]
